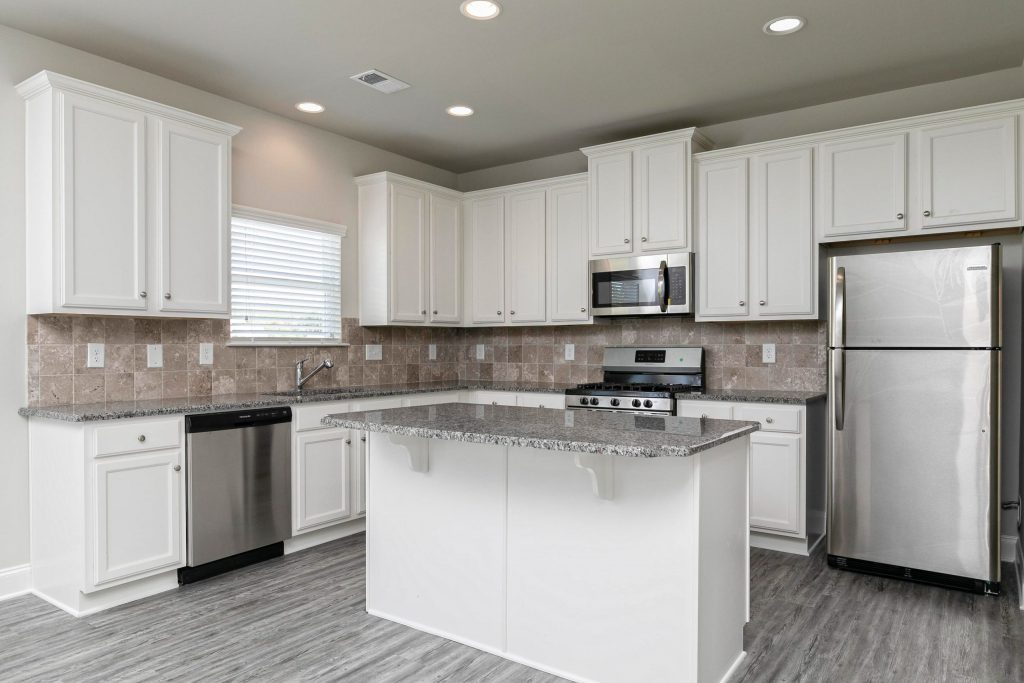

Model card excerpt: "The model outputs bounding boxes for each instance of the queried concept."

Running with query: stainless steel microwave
[590,253,693,316]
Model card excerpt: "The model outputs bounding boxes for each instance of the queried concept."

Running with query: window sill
[227,341,350,348]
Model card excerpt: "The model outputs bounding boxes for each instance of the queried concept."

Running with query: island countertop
[324,403,759,458]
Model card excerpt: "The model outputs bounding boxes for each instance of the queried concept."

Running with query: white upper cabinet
[504,189,547,323]
[428,194,462,323]
[19,71,240,317]
[547,181,590,322]
[919,115,1019,228]
[697,158,749,318]
[583,129,710,260]
[356,172,463,326]
[818,133,907,237]
[466,195,506,324]
[752,148,814,317]
[157,120,231,315]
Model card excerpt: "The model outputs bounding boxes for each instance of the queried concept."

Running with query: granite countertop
[18,381,573,422]
[324,403,760,458]
[676,389,826,405]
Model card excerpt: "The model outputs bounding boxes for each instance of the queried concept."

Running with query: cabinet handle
[759,300,766,306]
[923,210,931,217]
[765,417,774,424]
[360,436,367,442]
[624,238,630,244]
[896,213,904,220]
[164,293,171,300]
[739,300,746,306]
[173,465,181,472]
[137,434,146,442]
[345,438,352,445]
[140,291,147,298]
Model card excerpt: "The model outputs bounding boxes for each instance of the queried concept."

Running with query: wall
[0,22,456,573]
[456,66,1024,192]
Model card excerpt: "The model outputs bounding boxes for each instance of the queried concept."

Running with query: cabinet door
[505,189,547,323]
[295,428,353,533]
[60,92,148,310]
[157,120,231,315]
[696,158,749,318]
[428,193,462,323]
[354,430,368,516]
[547,182,590,322]
[634,141,688,252]
[389,183,428,323]
[752,147,814,316]
[749,433,801,534]
[588,152,633,256]
[920,116,1019,228]
[467,196,506,324]
[91,449,184,586]
[819,133,907,237]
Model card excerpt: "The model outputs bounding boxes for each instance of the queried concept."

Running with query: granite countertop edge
[675,390,826,405]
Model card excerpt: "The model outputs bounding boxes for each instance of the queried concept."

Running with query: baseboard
[0,564,31,601]
[1016,537,1023,611]
[1001,534,1018,564]
[719,650,747,683]
[283,517,366,555]
[750,531,813,556]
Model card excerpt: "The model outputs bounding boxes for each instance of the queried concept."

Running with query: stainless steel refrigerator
[827,244,1001,594]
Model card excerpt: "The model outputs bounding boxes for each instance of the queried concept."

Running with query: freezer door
[828,245,999,349]
[828,349,999,581]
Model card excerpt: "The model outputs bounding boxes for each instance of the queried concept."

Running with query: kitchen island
[324,403,759,683]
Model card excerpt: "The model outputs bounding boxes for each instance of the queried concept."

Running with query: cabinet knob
[164,293,171,300]
[433,310,438,315]
[765,417,774,424]
[497,311,502,315]
[923,210,931,217]
[759,300,766,306]
[510,310,516,315]
[345,438,352,445]
[739,300,746,306]
[137,434,146,442]
[701,414,708,419]
[421,310,427,315]
[624,238,630,244]
[140,291,147,298]
[491,401,498,405]
[173,465,181,472]
[581,307,586,313]
[896,213,904,220]
[360,436,367,442]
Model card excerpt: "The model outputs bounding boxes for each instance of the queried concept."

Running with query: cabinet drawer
[403,391,460,407]
[94,418,181,457]
[675,402,733,420]
[467,391,518,406]
[517,393,565,409]
[734,404,802,434]
[295,401,353,432]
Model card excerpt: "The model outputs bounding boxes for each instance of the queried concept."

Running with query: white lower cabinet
[294,429,354,532]
[676,399,824,554]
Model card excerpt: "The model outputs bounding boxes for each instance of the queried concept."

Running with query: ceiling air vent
[350,69,410,94]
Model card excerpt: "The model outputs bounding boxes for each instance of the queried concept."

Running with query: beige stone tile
[234,347,258,370]
[700,322,725,345]
[39,376,73,405]
[212,370,236,395]
[164,344,187,372]
[348,366,363,386]
[73,345,105,375]
[722,367,744,390]
[236,369,259,394]
[26,316,39,344]
[212,345,235,370]
[134,372,163,400]
[743,367,770,389]
[792,321,820,345]
[26,345,39,377]
[74,374,105,404]
[188,370,213,397]
[39,344,73,376]
[275,368,292,391]
[187,319,214,343]
[211,319,230,343]
[163,372,188,398]
[135,319,162,344]
[72,316,105,344]
[104,317,135,344]
[719,344,746,368]
[161,319,188,344]
[38,316,72,345]
[107,344,135,374]
[105,373,134,401]
[256,369,277,393]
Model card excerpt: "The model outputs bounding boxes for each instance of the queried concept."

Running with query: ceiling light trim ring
[460,0,501,20]
[763,16,806,35]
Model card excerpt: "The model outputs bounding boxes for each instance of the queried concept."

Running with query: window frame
[228,204,348,347]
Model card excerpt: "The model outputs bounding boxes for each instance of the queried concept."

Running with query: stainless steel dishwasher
[180,407,292,583]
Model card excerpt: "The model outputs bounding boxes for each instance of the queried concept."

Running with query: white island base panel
[366,433,750,683]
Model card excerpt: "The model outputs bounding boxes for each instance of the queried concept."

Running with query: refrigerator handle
[833,266,846,347]
[832,348,845,431]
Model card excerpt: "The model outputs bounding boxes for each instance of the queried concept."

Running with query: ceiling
[2,0,1023,173]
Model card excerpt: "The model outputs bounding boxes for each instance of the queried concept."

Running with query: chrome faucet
[296,355,334,392]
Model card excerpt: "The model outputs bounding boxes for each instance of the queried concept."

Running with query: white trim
[283,517,365,555]
[581,126,712,156]
[353,171,463,199]
[1001,534,1019,564]
[461,172,588,198]
[1015,537,1023,610]
[232,204,347,237]
[227,341,351,348]
[0,564,31,601]
[719,651,747,683]
[15,70,241,136]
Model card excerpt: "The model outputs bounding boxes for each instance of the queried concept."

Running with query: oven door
[590,253,692,316]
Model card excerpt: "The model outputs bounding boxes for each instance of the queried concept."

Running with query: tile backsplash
[26,315,826,405]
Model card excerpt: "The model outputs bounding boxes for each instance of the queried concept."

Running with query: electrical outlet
[199,343,214,366]
[86,343,105,368]
[365,344,382,361]
[564,343,575,361]
[476,344,485,360]
[428,344,437,361]
[146,344,163,368]
[762,343,776,364]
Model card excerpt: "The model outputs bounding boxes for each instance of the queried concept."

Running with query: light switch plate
[762,343,776,364]
[564,343,575,361]
[86,343,105,368]
[199,343,214,366]
[428,344,437,361]
[476,344,485,360]
[366,344,382,361]
[146,344,163,368]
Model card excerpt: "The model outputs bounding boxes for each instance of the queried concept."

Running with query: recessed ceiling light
[763,16,805,35]
[295,102,325,113]
[446,105,474,117]
[460,0,501,20]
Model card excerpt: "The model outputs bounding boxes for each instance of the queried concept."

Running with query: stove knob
[579,397,589,406]
[643,399,654,409]
[610,398,620,407]
[589,397,600,406]
[632,399,642,408]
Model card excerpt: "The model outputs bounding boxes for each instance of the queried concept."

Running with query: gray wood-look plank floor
[1,534,1020,682]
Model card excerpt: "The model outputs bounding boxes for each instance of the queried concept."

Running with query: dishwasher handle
[186,406,292,433]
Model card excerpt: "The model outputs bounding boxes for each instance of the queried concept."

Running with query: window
[230,206,346,344]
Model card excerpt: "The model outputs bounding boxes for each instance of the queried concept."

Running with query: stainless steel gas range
[565,346,704,415]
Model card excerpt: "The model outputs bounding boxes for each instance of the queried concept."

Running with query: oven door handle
[657,260,669,313]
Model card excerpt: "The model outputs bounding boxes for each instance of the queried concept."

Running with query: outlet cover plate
[428,344,437,361]
[86,343,105,368]
[199,343,214,366]
[366,344,383,361]
[146,344,163,368]
[762,343,776,364]
[564,343,575,361]
[476,344,485,360]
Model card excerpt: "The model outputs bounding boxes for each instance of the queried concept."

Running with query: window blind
[230,216,342,343]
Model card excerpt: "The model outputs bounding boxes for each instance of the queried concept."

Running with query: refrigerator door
[828,348,999,582]
[829,245,1000,349]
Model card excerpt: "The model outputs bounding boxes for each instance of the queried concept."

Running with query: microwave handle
[657,260,669,312]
